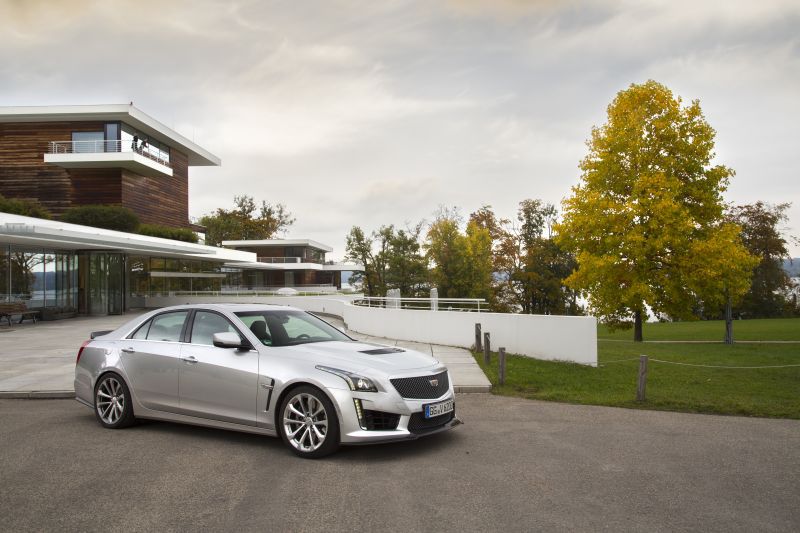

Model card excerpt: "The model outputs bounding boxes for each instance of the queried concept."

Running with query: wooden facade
[0,121,190,228]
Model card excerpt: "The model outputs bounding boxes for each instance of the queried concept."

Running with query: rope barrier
[647,359,800,369]
[598,357,642,365]
[599,357,800,369]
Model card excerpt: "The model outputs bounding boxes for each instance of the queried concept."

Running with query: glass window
[235,310,349,347]
[72,131,104,153]
[190,311,239,346]
[0,245,9,302]
[130,319,152,340]
[104,123,120,152]
[146,311,188,342]
[150,258,165,272]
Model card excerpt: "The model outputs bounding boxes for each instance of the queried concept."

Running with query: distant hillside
[783,258,800,277]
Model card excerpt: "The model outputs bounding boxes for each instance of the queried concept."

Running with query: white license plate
[424,399,454,419]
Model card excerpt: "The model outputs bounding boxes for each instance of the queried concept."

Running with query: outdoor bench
[0,301,41,326]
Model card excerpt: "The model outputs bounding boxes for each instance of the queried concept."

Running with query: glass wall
[127,256,223,297]
[0,245,77,310]
[121,123,170,163]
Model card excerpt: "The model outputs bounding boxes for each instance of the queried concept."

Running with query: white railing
[48,140,171,168]
[353,296,486,312]
[256,257,302,264]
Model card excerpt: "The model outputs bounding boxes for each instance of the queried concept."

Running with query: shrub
[61,205,140,232]
[0,194,52,219]
[138,224,199,243]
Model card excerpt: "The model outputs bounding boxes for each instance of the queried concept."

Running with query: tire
[279,386,340,458]
[94,373,136,429]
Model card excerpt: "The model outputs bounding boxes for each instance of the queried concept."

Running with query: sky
[2,0,798,259]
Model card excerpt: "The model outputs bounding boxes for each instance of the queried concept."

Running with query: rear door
[119,310,188,413]
[176,310,259,426]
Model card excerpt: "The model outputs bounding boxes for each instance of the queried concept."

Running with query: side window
[130,318,152,340]
[146,311,189,342]
[190,311,238,346]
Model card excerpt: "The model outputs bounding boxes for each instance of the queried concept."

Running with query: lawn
[598,317,800,341]
[473,329,800,419]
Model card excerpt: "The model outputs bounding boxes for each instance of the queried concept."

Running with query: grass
[473,327,800,419]
[598,317,800,341]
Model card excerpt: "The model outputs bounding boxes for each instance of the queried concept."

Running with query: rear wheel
[94,373,135,429]
[279,386,340,458]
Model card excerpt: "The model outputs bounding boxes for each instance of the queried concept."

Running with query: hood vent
[359,347,406,355]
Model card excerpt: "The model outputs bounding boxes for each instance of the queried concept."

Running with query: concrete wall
[145,295,597,365]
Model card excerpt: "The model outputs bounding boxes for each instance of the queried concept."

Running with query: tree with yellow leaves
[556,80,757,342]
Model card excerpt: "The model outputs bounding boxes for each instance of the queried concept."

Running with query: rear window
[129,311,188,342]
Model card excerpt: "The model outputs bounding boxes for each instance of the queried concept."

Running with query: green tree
[425,208,492,300]
[345,224,428,297]
[0,194,52,219]
[345,226,385,296]
[728,202,793,317]
[556,80,757,341]
[492,200,581,315]
[199,195,294,246]
[383,223,429,297]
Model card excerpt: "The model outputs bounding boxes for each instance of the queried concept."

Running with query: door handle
[121,347,135,353]
[181,355,198,364]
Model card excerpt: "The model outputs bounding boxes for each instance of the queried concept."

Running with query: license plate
[424,399,454,419]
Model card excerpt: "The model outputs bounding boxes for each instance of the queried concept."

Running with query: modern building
[0,104,361,316]
[0,104,219,228]
[221,239,355,290]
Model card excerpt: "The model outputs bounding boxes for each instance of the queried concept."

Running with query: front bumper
[328,387,462,445]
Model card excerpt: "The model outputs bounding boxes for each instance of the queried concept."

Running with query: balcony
[44,140,173,177]
[257,257,323,264]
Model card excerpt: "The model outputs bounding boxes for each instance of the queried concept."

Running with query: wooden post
[498,347,506,386]
[483,332,491,365]
[724,295,733,345]
[475,323,482,351]
[636,355,648,402]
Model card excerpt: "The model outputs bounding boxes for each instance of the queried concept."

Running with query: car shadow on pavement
[111,416,461,460]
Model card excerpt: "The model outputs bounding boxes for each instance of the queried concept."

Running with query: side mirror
[212,332,248,349]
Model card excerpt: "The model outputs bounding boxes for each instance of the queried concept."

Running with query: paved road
[1,396,798,532]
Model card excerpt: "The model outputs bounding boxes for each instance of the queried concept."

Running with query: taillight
[77,340,91,365]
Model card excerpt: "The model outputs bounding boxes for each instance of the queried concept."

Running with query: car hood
[280,341,441,374]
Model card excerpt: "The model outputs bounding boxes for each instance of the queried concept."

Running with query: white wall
[145,295,597,365]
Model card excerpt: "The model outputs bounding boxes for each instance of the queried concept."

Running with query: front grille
[408,409,456,434]
[390,371,449,399]
[362,410,400,431]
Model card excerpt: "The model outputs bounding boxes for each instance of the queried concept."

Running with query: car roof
[156,303,303,313]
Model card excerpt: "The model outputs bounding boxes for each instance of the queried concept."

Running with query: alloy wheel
[283,392,329,453]
[96,376,125,425]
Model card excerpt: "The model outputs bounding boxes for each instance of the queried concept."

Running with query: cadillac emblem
[429,378,439,387]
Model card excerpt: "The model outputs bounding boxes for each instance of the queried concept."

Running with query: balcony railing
[352,296,486,312]
[256,256,323,264]
[48,140,172,168]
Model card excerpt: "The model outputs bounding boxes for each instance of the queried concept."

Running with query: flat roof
[0,213,254,262]
[0,104,221,167]
[222,239,334,253]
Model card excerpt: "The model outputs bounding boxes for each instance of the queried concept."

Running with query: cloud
[1,0,798,256]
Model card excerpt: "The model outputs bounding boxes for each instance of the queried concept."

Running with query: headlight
[316,365,378,392]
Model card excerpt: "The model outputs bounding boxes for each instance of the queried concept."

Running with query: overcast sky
[2,0,798,258]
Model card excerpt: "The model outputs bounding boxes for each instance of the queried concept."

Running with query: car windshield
[235,310,352,347]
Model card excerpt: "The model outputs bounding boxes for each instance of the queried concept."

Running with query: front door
[177,310,259,426]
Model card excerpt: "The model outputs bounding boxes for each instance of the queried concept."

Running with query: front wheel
[279,386,340,458]
[94,373,135,429]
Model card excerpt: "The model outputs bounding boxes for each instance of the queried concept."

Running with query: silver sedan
[75,304,460,458]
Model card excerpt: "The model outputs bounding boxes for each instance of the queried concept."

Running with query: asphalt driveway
[1,395,798,532]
